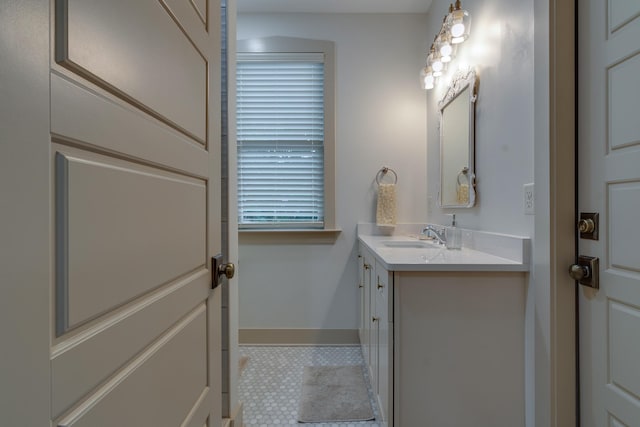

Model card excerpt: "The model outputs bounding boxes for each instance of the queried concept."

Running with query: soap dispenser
[446,214,462,250]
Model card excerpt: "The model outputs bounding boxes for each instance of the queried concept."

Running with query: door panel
[608,1,640,33]
[51,271,209,417]
[192,0,208,26]
[609,301,640,399]
[56,0,207,142]
[608,54,640,150]
[55,149,206,332]
[55,152,206,334]
[609,183,640,271]
[579,1,640,426]
[50,73,209,178]
[56,306,208,427]
[163,0,209,46]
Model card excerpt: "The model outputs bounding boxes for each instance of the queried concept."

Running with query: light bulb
[433,69,443,77]
[420,66,434,90]
[440,42,453,57]
[432,60,443,72]
[424,74,434,89]
[451,23,465,38]
[441,55,452,63]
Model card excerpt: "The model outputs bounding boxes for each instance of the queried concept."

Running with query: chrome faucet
[420,225,447,245]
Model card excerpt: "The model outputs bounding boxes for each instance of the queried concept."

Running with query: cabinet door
[357,253,368,352]
[358,254,365,342]
[360,246,373,366]
[375,265,392,423]
[370,289,380,396]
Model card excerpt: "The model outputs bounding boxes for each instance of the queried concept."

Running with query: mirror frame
[438,68,478,208]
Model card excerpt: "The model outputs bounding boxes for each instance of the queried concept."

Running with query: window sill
[238,228,342,245]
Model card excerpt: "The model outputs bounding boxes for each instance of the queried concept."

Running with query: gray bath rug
[297,365,375,423]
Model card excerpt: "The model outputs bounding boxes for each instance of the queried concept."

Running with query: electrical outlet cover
[524,183,535,215]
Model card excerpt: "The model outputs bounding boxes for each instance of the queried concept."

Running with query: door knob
[568,255,599,289]
[211,254,235,289]
[578,212,599,240]
[578,218,595,234]
[219,262,235,279]
[569,264,590,281]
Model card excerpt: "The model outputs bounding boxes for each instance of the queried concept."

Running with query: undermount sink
[381,240,440,248]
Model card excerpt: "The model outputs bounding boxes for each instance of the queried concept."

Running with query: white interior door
[1,0,223,425]
[578,1,640,426]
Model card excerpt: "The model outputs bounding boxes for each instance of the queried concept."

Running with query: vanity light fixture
[421,0,471,90]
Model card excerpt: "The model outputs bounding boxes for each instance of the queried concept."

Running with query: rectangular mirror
[438,69,478,208]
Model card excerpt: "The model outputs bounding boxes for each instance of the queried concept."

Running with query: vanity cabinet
[357,239,526,427]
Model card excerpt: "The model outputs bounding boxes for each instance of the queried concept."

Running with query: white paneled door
[578,1,640,426]
[1,0,222,425]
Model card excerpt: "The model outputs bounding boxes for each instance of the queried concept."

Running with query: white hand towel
[376,183,397,226]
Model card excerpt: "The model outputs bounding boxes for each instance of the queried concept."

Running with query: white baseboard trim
[239,329,359,345]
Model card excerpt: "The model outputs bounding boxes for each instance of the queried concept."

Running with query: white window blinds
[237,53,325,229]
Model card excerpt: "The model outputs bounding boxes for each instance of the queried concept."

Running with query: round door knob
[218,262,235,280]
[578,218,595,233]
[569,264,589,281]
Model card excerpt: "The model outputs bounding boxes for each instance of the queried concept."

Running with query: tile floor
[238,346,382,427]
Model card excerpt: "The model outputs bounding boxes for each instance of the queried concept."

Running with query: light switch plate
[524,183,535,215]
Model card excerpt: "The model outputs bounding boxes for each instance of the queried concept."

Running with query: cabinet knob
[372,316,379,322]
[377,283,384,290]
[364,263,371,270]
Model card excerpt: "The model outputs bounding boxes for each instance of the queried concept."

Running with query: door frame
[533,0,577,426]
[0,1,51,425]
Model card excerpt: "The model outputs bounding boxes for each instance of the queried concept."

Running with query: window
[236,37,335,231]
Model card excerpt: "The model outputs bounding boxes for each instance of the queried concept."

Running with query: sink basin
[381,240,439,248]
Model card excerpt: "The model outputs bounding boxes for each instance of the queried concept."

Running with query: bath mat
[297,365,375,423]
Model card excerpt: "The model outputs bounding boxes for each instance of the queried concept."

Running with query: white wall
[425,0,535,238]
[236,13,429,330]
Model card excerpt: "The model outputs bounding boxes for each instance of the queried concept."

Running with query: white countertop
[358,229,530,272]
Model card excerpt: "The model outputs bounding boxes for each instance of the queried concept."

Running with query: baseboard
[239,328,359,345]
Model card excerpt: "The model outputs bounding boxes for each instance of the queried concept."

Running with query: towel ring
[376,167,398,185]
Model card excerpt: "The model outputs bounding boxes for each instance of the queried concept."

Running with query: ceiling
[236,0,433,14]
